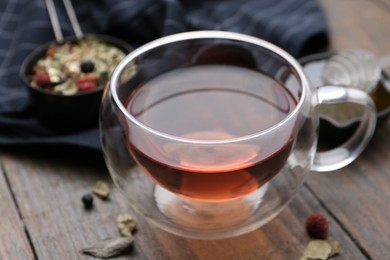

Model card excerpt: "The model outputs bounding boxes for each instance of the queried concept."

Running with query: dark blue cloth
[0,0,329,150]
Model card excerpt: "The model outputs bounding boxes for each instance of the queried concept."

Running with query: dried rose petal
[78,81,96,91]
[33,72,51,86]
[77,73,100,83]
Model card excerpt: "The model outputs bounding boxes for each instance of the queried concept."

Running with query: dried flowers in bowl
[30,35,126,95]
[21,35,133,132]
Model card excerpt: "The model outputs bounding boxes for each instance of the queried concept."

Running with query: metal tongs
[44,0,84,43]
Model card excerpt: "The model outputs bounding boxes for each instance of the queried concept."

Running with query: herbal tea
[125,65,297,201]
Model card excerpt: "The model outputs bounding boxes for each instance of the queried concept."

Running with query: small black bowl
[20,34,133,133]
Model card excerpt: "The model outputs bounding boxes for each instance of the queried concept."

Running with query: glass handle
[312,86,377,172]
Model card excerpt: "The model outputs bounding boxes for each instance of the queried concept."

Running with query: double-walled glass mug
[100,31,376,239]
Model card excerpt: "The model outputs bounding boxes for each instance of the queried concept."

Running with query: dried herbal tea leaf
[300,239,332,260]
[117,213,137,237]
[81,236,134,259]
[92,181,110,199]
[30,36,126,95]
[328,239,341,257]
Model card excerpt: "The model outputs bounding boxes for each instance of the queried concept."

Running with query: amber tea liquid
[125,65,297,202]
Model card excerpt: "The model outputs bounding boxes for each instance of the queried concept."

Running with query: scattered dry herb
[92,180,110,199]
[305,213,329,239]
[117,213,137,237]
[81,193,94,209]
[301,213,341,259]
[300,239,340,260]
[30,36,125,95]
[80,183,140,258]
[81,236,134,259]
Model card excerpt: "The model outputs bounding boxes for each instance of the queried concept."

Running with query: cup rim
[110,30,309,144]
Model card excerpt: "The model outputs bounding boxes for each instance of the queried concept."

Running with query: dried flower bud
[92,181,110,199]
[117,213,137,237]
[305,213,329,239]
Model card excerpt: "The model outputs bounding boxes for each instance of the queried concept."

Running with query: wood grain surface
[1,147,366,259]
[0,161,34,259]
[0,0,389,259]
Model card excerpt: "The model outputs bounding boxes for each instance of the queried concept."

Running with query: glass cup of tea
[100,31,376,239]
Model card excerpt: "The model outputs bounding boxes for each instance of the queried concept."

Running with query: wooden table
[1,0,390,259]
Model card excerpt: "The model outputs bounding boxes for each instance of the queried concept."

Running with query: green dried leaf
[81,236,134,259]
[300,240,332,260]
[92,181,110,199]
[117,213,137,237]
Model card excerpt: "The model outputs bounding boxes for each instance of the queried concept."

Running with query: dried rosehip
[81,60,95,73]
[33,72,51,86]
[77,73,100,83]
[82,193,94,209]
[78,81,96,92]
[305,213,329,239]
